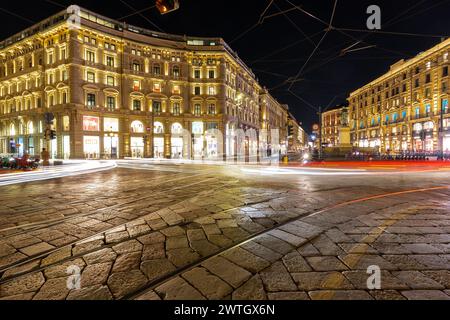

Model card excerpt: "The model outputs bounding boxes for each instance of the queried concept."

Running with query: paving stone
[221,227,250,242]
[127,224,151,238]
[0,292,35,300]
[33,277,70,300]
[166,236,189,250]
[135,290,161,300]
[422,271,450,288]
[155,276,205,300]
[253,234,294,255]
[142,243,165,260]
[112,240,143,255]
[0,272,45,297]
[160,226,185,237]
[207,234,233,248]
[371,243,412,255]
[19,242,55,256]
[370,290,406,300]
[409,255,450,270]
[44,258,86,279]
[279,221,322,240]
[83,248,117,265]
[141,259,176,282]
[292,272,354,291]
[112,252,141,273]
[67,285,113,300]
[222,247,271,273]
[241,241,283,263]
[183,267,233,299]
[2,260,40,279]
[259,261,297,292]
[49,235,78,247]
[202,256,252,289]
[383,255,428,270]
[105,231,129,244]
[339,254,397,270]
[107,270,148,299]
[297,243,320,257]
[309,290,373,300]
[231,274,267,300]
[137,232,165,244]
[41,246,72,267]
[311,235,344,256]
[268,229,307,247]
[282,251,312,272]
[167,248,201,268]
[402,244,444,254]
[338,243,378,254]
[81,262,112,287]
[72,239,105,256]
[267,292,309,300]
[217,219,238,229]
[202,224,222,236]
[306,256,348,271]
[392,271,445,289]
[190,240,219,257]
[187,229,206,242]
[401,290,450,300]
[0,243,16,258]
[343,271,409,290]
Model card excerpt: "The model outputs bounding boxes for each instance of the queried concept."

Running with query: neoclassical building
[348,38,450,154]
[0,7,298,160]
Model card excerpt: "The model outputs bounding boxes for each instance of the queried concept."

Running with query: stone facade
[0,7,302,160]
[348,38,450,154]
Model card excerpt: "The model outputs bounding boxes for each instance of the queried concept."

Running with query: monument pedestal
[338,126,352,148]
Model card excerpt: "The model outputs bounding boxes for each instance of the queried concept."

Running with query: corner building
[0,7,278,160]
[348,39,450,154]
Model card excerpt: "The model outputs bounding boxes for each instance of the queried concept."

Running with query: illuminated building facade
[348,39,450,154]
[321,105,344,147]
[0,7,296,160]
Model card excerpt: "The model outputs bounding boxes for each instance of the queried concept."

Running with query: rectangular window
[86,50,95,63]
[194,86,201,95]
[194,69,201,79]
[87,71,95,83]
[153,64,161,75]
[153,101,162,114]
[208,86,216,95]
[104,117,119,131]
[426,74,431,83]
[208,70,215,79]
[173,103,180,116]
[106,56,115,67]
[443,66,448,77]
[107,96,116,110]
[133,62,141,72]
[208,104,216,115]
[133,100,141,111]
[62,70,68,81]
[87,93,96,107]
[107,76,115,86]
[153,83,161,92]
[194,104,201,116]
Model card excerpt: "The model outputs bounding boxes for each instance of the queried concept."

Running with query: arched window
[171,123,183,134]
[27,121,34,134]
[424,121,434,130]
[413,123,423,132]
[172,66,180,78]
[130,120,144,133]
[154,122,164,134]
[10,123,16,136]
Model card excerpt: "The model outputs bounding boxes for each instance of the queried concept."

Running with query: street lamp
[104,126,117,159]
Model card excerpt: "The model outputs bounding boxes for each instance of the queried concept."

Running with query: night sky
[1,0,450,133]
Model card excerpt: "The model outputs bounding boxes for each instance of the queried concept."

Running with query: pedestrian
[41,148,50,166]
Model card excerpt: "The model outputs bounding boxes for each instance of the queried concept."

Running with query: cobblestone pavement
[0,163,450,300]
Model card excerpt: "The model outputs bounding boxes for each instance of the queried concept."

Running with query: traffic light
[156,0,179,14]
[50,130,56,140]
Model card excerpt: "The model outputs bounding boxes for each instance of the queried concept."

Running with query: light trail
[0,161,117,186]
